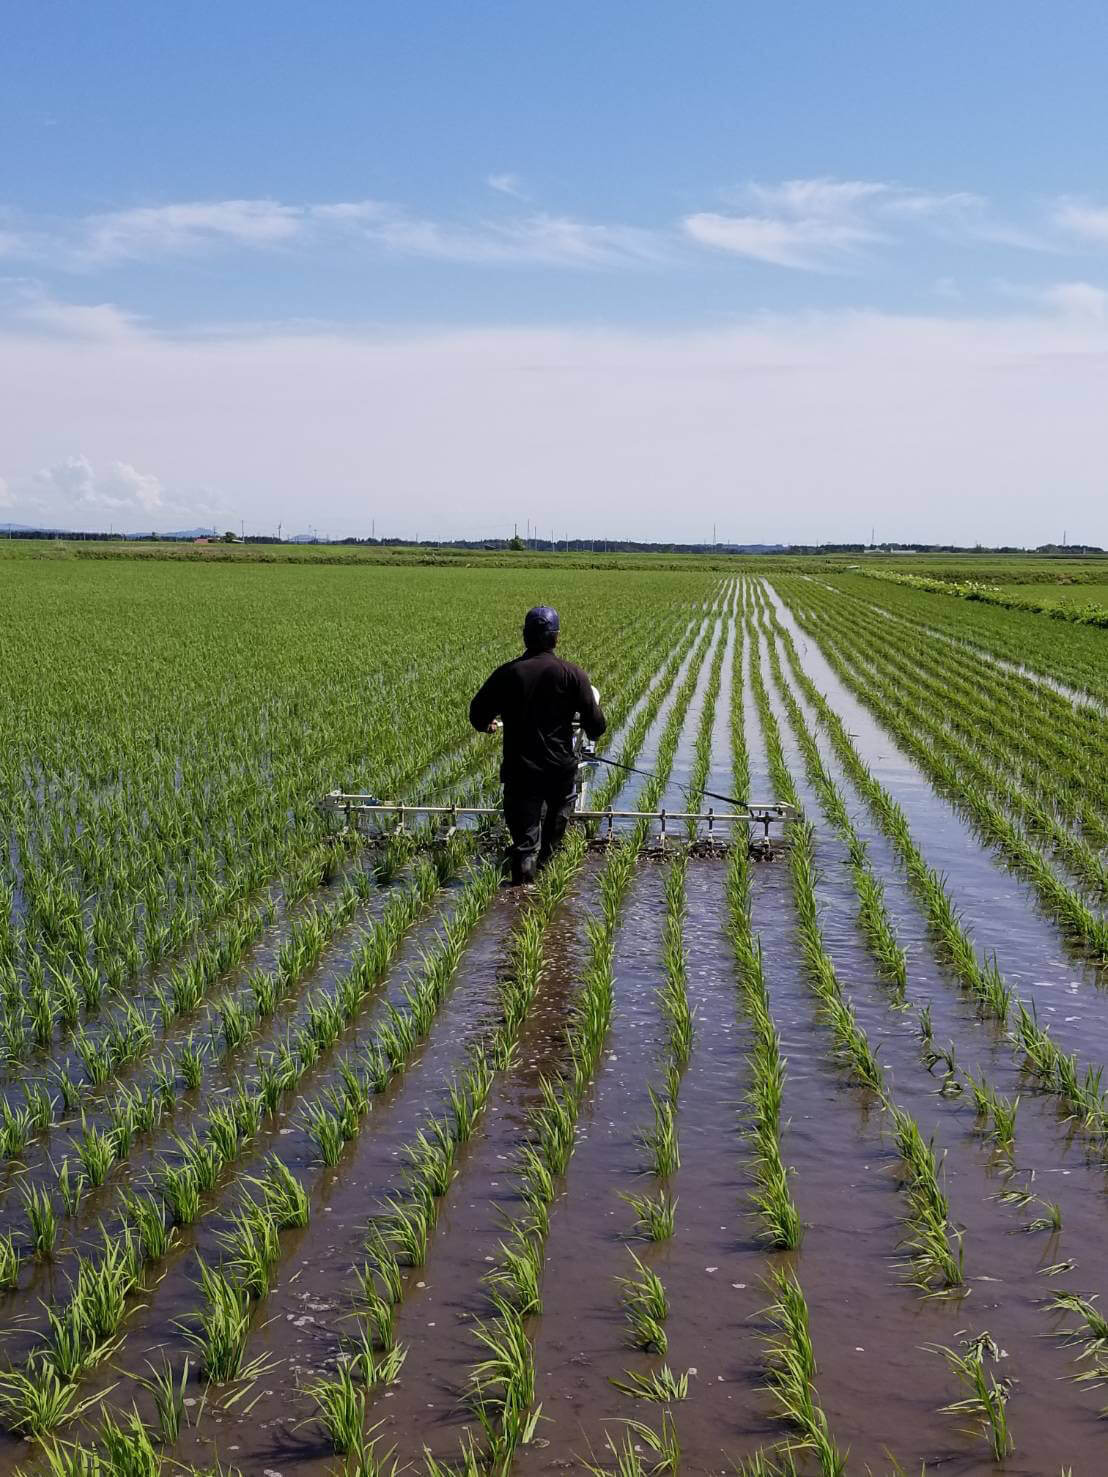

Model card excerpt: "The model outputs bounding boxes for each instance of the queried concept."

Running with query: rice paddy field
[1,554,1107,1476]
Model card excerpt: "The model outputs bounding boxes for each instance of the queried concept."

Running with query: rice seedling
[216,1202,281,1300]
[929,1331,1013,1460]
[183,1259,253,1382]
[0,1357,111,1438]
[94,1405,164,1475]
[122,1187,177,1261]
[249,1156,311,1229]
[161,1163,202,1226]
[76,1119,118,1187]
[610,1365,690,1402]
[617,1250,669,1354]
[302,1363,367,1454]
[639,1087,680,1177]
[757,1267,846,1477]
[580,1413,681,1475]
[136,1354,191,1444]
[0,1231,22,1289]
[23,1181,58,1258]
[179,1036,207,1090]
[620,1189,678,1242]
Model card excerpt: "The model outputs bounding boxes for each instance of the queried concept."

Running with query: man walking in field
[470,605,607,886]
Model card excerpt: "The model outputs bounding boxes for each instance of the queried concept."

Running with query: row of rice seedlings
[0,861,462,1440]
[759,1268,846,1476]
[825,597,1108,889]
[746,617,965,1297]
[791,591,1108,959]
[41,853,395,1220]
[853,635,1108,926]
[0,838,351,1170]
[457,617,721,1473]
[725,611,802,1254]
[769,607,1108,1139]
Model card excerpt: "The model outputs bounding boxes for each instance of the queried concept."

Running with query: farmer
[469,605,606,885]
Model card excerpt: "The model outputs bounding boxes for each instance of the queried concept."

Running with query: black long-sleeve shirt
[469,649,607,782]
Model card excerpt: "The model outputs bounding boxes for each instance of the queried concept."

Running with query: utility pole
[277,521,282,543]
[240,519,245,540]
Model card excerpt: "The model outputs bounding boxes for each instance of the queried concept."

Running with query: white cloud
[487,173,527,199]
[683,211,879,269]
[687,178,1047,270]
[81,199,308,262]
[363,210,665,267]
[33,455,164,513]
[1040,281,1108,321]
[1053,198,1108,244]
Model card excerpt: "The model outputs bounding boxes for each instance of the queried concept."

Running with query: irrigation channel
[1,570,1108,1475]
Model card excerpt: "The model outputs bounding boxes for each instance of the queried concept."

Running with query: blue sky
[2,2,1108,541]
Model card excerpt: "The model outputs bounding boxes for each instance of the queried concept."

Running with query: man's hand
[486,719,502,734]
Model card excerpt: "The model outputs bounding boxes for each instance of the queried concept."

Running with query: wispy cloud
[1052,198,1108,245]
[683,211,881,270]
[486,173,527,200]
[684,176,1047,271]
[363,210,664,267]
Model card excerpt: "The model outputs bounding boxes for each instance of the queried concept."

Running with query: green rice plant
[95,1405,162,1476]
[184,1259,253,1382]
[25,1080,55,1131]
[23,1181,58,1258]
[0,1357,111,1438]
[52,1065,83,1114]
[1026,1199,1063,1233]
[178,1035,206,1090]
[929,1331,1013,1460]
[207,1102,242,1164]
[56,1157,87,1217]
[135,1354,191,1444]
[347,1327,407,1389]
[485,1230,544,1316]
[422,1431,485,1477]
[304,1100,346,1166]
[610,1365,689,1402]
[249,1156,310,1229]
[216,1203,281,1300]
[76,1119,118,1187]
[639,1087,680,1177]
[730,1450,799,1477]
[379,1194,433,1267]
[353,1264,396,1350]
[620,1189,677,1242]
[303,1363,367,1454]
[173,1130,222,1192]
[1,1098,34,1159]
[72,1229,141,1341]
[365,1228,405,1304]
[44,1302,98,1381]
[0,1230,22,1288]
[161,1163,202,1226]
[122,1187,177,1262]
[580,1412,681,1475]
[617,1250,669,1354]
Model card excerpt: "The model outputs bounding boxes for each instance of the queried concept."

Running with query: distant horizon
[1,523,1103,557]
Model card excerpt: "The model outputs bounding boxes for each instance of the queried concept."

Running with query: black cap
[523,605,560,647]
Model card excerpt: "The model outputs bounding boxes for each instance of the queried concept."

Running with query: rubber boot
[516,853,538,886]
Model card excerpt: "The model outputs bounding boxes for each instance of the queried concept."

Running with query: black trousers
[502,770,577,882]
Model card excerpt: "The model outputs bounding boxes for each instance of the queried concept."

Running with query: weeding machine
[322,724,795,860]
